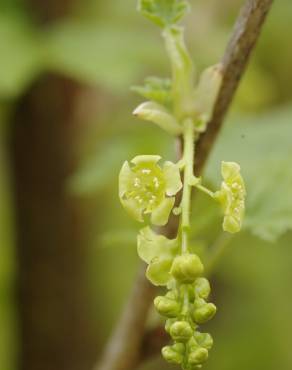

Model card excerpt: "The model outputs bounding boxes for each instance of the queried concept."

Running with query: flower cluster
[157,274,216,369]
[137,226,216,369]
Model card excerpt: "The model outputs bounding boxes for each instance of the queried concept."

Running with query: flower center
[129,164,166,209]
[229,182,245,220]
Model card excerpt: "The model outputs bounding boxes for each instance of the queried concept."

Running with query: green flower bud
[170,254,204,283]
[188,336,199,350]
[165,290,178,300]
[188,347,209,365]
[194,332,213,350]
[194,277,211,299]
[170,320,193,342]
[193,303,217,324]
[173,342,185,355]
[154,296,181,318]
[165,318,176,334]
[162,343,185,364]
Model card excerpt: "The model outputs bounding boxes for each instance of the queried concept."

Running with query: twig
[195,0,274,174]
[95,1,273,369]
[93,265,156,370]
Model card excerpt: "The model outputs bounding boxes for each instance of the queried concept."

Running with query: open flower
[215,161,246,233]
[137,226,179,286]
[119,155,182,225]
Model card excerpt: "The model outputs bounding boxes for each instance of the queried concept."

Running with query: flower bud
[188,347,209,365]
[165,318,176,334]
[165,290,178,300]
[194,332,213,350]
[154,296,180,318]
[193,303,217,324]
[170,254,204,283]
[194,277,211,299]
[169,320,193,342]
[162,343,184,364]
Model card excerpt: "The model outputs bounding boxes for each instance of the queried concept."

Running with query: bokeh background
[1,0,292,369]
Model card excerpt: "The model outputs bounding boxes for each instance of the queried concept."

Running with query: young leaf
[133,101,182,135]
[132,77,172,106]
[138,0,190,28]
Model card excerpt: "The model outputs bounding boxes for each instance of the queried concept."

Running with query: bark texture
[10,74,99,370]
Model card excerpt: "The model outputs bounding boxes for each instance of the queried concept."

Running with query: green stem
[195,184,215,198]
[181,118,195,254]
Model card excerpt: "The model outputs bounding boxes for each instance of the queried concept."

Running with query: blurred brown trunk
[9,1,99,369]
[10,74,98,370]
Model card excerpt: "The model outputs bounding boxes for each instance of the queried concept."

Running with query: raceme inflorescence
[119,1,246,369]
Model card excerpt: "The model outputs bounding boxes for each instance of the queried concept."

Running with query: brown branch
[94,0,273,369]
[195,0,274,174]
[93,265,156,370]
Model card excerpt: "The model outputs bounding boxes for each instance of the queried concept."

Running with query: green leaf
[132,77,172,106]
[45,21,164,91]
[207,106,292,242]
[138,0,190,28]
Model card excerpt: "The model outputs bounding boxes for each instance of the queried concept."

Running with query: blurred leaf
[207,105,292,242]
[132,76,172,106]
[46,21,165,91]
[100,229,137,249]
[138,0,190,28]
[68,140,131,195]
[0,15,43,98]
[69,125,172,196]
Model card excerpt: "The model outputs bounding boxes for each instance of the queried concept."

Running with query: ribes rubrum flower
[215,161,246,233]
[119,155,182,226]
[137,226,179,286]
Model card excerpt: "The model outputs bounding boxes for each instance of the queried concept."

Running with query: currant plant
[119,1,246,369]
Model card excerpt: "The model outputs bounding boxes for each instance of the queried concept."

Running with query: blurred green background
[0,0,292,369]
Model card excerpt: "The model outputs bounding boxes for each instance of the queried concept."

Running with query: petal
[151,197,175,226]
[137,227,178,263]
[221,182,233,213]
[120,198,144,223]
[119,161,133,198]
[223,215,241,233]
[133,101,182,135]
[163,161,183,196]
[221,161,241,182]
[131,155,161,165]
[146,258,173,286]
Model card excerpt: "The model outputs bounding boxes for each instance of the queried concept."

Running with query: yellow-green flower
[119,155,182,225]
[215,161,246,233]
[137,226,179,286]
